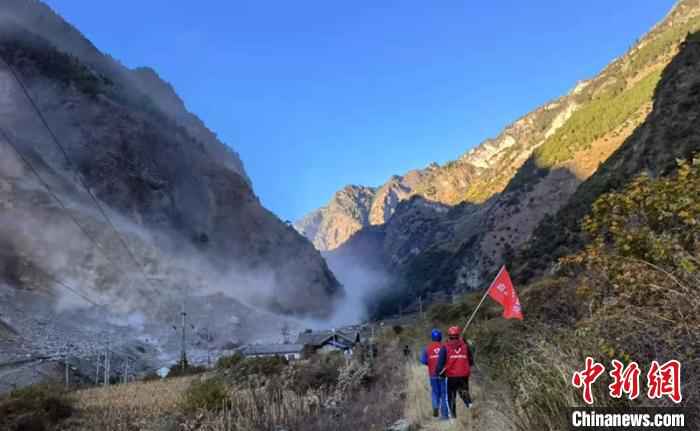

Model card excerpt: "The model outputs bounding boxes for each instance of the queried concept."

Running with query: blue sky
[44,0,676,221]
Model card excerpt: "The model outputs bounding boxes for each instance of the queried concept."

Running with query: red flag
[487,266,523,320]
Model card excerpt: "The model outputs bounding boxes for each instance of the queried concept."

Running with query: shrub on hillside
[489,158,700,428]
[223,355,289,385]
[0,384,74,431]
[562,158,699,372]
[287,353,344,394]
[181,377,230,413]
[167,362,207,378]
[216,352,244,369]
[184,345,404,430]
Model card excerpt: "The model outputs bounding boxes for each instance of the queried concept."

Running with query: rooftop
[296,330,359,347]
[242,343,305,355]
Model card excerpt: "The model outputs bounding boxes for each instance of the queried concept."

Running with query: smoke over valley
[0,0,354,389]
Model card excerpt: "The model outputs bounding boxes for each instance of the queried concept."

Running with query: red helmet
[447,326,461,336]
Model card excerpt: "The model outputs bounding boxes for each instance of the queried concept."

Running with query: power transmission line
[0,58,201,383]
[0,128,124,274]
[0,128,166,329]
[27,257,107,308]
[0,57,162,305]
[0,57,189,344]
[1,129,178,383]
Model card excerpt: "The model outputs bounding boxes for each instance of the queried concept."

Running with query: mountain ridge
[299,0,700,316]
[0,0,343,377]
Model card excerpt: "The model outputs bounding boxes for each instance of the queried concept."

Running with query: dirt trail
[405,364,517,431]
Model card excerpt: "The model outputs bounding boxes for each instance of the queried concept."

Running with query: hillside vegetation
[534,69,661,167]
[517,30,700,283]
[0,342,408,431]
[300,1,700,314]
[401,158,699,430]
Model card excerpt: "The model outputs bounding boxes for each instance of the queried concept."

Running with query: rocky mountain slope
[294,171,431,251]
[303,0,700,315]
[295,185,377,251]
[517,24,700,282]
[0,0,342,379]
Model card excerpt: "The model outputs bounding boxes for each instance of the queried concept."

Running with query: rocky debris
[0,278,314,393]
[0,0,343,328]
[386,418,413,431]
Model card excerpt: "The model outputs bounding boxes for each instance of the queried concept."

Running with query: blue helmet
[431,328,442,342]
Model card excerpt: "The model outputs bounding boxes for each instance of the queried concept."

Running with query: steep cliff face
[1,0,249,182]
[310,0,700,313]
[295,171,430,252]
[294,185,376,251]
[0,1,341,322]
[368,171,424,225]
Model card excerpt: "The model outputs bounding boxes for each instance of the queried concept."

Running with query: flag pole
[461,265,505,337]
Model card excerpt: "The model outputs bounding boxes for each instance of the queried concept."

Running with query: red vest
[426,341,442,376]
[444,340,470,377]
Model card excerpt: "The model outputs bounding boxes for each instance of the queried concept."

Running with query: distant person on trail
[419,329,449,419]
[437,325,474,418]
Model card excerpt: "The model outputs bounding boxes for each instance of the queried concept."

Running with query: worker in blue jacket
[419,329,449,419]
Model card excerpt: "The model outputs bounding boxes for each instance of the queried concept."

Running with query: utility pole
[95,351,101,385]
[180,297,188,371]
[418,296,423,319]
[123,357,129,384]
[205,325,212,367]
[64,346,69,389]
[104,338,110,386]
[205,297,212,367]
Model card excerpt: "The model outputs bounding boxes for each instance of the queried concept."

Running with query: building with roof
[296,329,360,354]
[241,343,304,361]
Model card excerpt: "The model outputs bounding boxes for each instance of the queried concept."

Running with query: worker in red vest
[437,325,474,418]
[419,329,448,419]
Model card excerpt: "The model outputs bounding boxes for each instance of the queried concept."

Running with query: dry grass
[405,364,469,431]
[56,352,404,431]
[181,386,327,431]
[405,359,519,431]
[177,357,404,431]
[65,375,196,430]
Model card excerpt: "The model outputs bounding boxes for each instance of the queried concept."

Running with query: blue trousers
[429,377,449,418]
